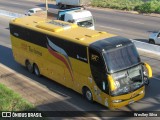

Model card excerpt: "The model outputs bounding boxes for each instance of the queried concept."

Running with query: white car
[25,8,43,16]
[149,31,160,44]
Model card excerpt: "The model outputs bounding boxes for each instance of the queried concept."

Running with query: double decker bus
[9,16,152,109]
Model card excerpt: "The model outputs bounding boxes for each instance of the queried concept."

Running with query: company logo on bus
[116,44,122,48]
[91,54,99,61]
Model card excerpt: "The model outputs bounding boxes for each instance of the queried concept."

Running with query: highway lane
[0,0,41,13]
[0,16,160,114]
[1,0,160,42]
[91,8,160,40]
[0,16,11,46]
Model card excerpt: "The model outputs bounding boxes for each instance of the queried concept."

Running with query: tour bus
[9,16,152,109]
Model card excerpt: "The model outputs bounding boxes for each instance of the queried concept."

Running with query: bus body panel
[10,29,145,109]
[10,34,93,94]
[9,16,152,109]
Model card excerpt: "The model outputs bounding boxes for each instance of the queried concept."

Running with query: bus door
[89,48,110,105]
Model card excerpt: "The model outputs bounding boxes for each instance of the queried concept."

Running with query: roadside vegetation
[0,83,46,119]
[0,83,34,111]
[91,0,160,13]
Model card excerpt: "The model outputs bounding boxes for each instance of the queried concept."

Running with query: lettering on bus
[28,46,42,56]
[91,54,99,61]
[21,43,28,51]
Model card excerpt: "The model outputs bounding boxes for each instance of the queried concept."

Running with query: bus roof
[89,36,133,52]
[10,16,121,46]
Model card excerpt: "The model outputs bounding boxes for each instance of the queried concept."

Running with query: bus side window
[89,48,109,94]
[10,24,27,40]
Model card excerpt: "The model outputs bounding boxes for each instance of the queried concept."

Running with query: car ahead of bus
[58,8,95,30]
[47,7,95,30]
[25,8,43,16]
[148,31,160,44]
[9,16,152,109]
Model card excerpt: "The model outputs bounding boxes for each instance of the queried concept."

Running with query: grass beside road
[0,83,33,111]
[91,0,160,13]
[0,83,46,119]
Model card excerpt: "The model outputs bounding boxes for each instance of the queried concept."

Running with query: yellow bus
[9,16,152,109]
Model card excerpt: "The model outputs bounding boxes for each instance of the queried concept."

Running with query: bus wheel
[25,60,33,73]
[33,64,41,77]
[83,87,93,103]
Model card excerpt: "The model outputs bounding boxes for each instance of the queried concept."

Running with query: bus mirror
[102,81,105,90]
[107,75,117,91]
[144,76,149,86]
[142,62,152,78]
[93,18,96,23]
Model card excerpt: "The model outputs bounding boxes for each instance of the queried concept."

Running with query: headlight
[113,74,126,80]
[143,71,147,76]
[112,100,122,103]
[115,81,120,88]
[139,90,144,95]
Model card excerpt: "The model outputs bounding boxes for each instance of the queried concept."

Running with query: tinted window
[103,44,140,73]
[10,24,27,40]
[10,24,88,63]
[89,48,109,94]
[46,36,88,63]
[27,29,46,48]
[29,10,34,13]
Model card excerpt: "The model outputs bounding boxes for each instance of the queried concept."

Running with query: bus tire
[25,60,33,73]
[83,87,93,103]
[33,64,41,77]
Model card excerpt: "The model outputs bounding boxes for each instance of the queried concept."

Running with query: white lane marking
[121,19,144,24]
[11,3,21,5]
[3,2,22,5]
[95,14,144,25]
[97,25,122,31]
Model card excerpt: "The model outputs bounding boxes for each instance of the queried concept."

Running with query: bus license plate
[129,100,134,104]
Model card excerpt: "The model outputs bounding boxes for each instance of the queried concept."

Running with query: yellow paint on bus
[9,16,152,109]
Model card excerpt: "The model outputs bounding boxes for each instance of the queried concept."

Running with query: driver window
[89,48,109,94]
[59,15,65,21]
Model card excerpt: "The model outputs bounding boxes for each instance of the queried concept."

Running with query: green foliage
[135,0,160,13]
[0,84,33,111]
[91,0,160,13]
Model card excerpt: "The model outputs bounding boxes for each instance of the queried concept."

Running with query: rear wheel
[149,40,155,44]
[25,60,33,73]
[33,64,41,77]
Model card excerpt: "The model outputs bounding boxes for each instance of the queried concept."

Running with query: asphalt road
[0,14,160,113]
[1,0,160,42]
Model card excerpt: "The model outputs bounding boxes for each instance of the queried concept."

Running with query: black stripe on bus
[9,24,88,63]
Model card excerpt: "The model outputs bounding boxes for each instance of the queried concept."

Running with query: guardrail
[132,39,160,55]
[0,9,25,18]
